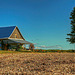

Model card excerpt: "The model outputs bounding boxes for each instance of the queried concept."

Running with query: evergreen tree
[66,7,75,50]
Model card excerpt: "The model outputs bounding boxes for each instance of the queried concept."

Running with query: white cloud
[35,47,40,48]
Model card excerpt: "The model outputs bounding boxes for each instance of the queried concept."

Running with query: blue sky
[0,0,75,50]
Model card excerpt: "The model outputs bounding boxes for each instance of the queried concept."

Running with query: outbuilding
[0,26,31,50]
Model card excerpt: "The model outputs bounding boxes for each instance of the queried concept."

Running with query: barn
[0,26,31,50]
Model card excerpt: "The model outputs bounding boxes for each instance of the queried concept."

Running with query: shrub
[29,44,35,51]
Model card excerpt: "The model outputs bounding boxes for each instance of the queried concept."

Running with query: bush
[29,44,35,51]
[33,49,75,53]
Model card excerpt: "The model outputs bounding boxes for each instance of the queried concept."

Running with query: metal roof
[9,39,31,44]
[0,26,16,39]
[3,39,31,44]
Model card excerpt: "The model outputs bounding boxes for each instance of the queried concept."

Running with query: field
[0,52,75,75]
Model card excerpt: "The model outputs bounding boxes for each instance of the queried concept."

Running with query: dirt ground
[0,53,75,75]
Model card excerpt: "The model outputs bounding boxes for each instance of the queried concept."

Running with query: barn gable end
[9,26,25,40]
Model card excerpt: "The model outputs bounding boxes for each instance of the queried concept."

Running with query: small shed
[0,26,31,50]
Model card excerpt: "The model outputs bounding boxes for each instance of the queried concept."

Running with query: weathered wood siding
[9,27,24,39]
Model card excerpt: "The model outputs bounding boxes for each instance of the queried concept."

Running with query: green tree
[1,40,4,50]
[66,7,75,50]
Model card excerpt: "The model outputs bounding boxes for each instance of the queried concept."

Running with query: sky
[0,0,75,50]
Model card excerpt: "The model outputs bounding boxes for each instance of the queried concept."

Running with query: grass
[0,50,32,54]
[0,49,75,54]
[0,50,19,54]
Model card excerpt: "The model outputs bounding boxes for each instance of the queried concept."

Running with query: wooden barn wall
[9,27,23,39]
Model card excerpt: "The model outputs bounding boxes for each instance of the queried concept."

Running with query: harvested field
[0,53,75,75]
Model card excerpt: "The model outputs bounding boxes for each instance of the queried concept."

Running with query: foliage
[66,7,75,44]
[29,44,35,51]
[18,45,22,51]
[0,49,75,54]
[16,44,22,51]
[34,49,75,53]
[1,40,5,50]
[11,44,23,51]
[18,50,32,52]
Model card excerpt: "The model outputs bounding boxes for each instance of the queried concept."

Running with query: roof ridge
[0,26,16,28]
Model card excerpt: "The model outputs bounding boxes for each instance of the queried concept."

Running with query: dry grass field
[0,53,75,75]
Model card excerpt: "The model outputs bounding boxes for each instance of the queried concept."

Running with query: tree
[66,7,75,50]
[29,43,35,51]
[1,40,4,50]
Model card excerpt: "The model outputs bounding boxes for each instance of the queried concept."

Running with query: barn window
[15,34,17,38]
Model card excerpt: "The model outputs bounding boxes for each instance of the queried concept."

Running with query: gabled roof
[0,26,16,39]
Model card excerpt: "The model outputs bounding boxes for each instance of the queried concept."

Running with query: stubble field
[0,53,75,75]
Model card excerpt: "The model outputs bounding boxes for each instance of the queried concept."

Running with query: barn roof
[3,39,31,44]
[9,39,31,44]
[0,26,16,39]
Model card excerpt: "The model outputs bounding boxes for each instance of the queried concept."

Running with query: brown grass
[0,53,75,75]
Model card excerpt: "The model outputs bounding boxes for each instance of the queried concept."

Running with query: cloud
[35,47,41,48]
[39,45,47,48]
[33,43,39,45]
[36,45,62,49]
[33,43,37,45]
[40,45,46,47]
